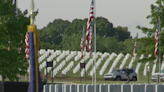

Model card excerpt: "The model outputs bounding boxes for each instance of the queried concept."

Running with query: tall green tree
[136,0,164,62]
[0,0,36,81]
[114,26,131,41]
[39,17,132,52]
[39,19,70,49]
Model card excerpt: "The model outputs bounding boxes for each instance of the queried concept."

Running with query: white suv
[104,68,137,81]
[151,69,164,82]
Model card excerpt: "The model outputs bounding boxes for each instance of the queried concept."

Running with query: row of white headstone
[80,54,98,77]
[99,53,117,75]
[39,50,137,77]
[62,61,74,75]
[108,53,124,73]
[27,49,164,78]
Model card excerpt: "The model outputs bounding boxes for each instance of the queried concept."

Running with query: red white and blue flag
[80,29,85,59]
[154,19,160,58]
[25,32,29,58]
[84,0,94,56]
[133,32,138,58]
[89,25,93,57]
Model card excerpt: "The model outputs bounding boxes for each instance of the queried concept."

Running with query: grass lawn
[44,73,164,84]
[2,74,164,85]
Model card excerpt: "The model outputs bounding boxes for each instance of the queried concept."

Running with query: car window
[111,70,120,73]
[122,69,126,72]
[121,69,126,73]
[105,74,111,76]
[160,69,164,73]
[129,69,133,73]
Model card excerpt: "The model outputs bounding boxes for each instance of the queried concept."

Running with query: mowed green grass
[45,75,164,84]
[2,52,163,85]
[15,53,163,84]
[3,75,164,84]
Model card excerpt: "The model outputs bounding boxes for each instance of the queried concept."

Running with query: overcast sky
[17,0,156,38]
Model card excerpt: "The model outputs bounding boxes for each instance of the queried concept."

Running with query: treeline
[39,17,142,55]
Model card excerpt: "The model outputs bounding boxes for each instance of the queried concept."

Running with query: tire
[132,77,137,81]
[116,76,121,81]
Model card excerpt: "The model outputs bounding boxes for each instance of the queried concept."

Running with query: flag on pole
[80,28,85,59]
[154,19,160,58]
[27,25,43,92]
[133,32,138,58]
[8,47,11,51]
[89,26,93,57]
[25,32,29,58]
[12,0,16,5]
[84,0,94,56]
[12,0,19,17]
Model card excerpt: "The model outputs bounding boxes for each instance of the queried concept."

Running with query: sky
[17,0,156,38]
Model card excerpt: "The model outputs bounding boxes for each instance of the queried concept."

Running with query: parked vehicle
[104,68,137,81]
[151,69,164,82]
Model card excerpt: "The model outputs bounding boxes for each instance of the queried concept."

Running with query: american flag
[8,47,11,51]
[84,0,94,56]
[25,32,29,58]
[80,29,85,59]
[12,0,19,17]
[89,26,93,57]
[133,32,138,58]
[154,19,160,58]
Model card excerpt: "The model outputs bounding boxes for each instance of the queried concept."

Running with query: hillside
[36,49,164,81]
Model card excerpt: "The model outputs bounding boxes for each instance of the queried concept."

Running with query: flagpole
[28,0,35,83]
[91,21,94,85]
[29,0,34,83]
[158,16,161,83]
[30,0,35,25]
[28,0,39,92]
[93,0,96,91]
[92,58,93,84]
[89,3,94,85]
[82,25,86,82]
[16,0,18,16]
[31,0,39,91]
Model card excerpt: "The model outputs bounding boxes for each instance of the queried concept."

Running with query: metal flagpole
[91,25,93,84]
[91,11,94,86]
[82,26,85,82]
[30,0,35,25]
[28,0,35,82]
[16,0,18,17]
[158,0,163,84]
[92,58,93,84]
[94,0,96,92]
[158,16,161,83]
[88,0,94,85]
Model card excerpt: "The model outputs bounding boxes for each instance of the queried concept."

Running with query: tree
[39,19,70,49]
[114,26,131,41]
[39,17,132,53]
[0,0,37,81]
[62,33,81,51]
[136,0,164,62]
[96,17,115,37]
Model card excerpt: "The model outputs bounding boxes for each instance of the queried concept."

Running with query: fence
[43,84,164,92]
